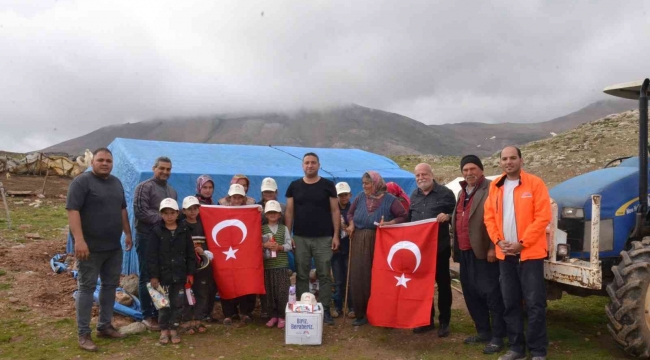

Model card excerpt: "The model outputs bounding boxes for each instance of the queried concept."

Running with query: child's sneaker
[266,317,278,328]
[277,318,286,329]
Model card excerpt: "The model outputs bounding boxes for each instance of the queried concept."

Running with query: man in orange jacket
[483,146,551,360]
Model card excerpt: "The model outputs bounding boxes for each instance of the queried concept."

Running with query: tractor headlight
[562,207,584,219]
[557,243,571,261]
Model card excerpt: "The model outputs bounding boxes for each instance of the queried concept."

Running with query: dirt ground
[0,171,71,198]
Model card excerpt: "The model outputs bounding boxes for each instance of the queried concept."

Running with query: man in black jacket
[133,156,177,330]
[409,163,456,337]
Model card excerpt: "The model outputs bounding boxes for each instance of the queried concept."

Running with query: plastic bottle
[288,285,297,305]
[185,283,196,306]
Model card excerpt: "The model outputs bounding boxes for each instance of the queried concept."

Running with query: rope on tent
[268,145,339,183]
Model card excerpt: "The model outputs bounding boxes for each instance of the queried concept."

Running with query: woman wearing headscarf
[346,171,408,326]
[218,174,257,205]
[195,175,215,205]
[386,182,411,213]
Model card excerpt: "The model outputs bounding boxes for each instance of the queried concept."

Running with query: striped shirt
[262,224,292,269]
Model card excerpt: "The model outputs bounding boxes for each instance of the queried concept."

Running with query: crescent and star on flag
[386,240,422,288]
[211,219,248,261]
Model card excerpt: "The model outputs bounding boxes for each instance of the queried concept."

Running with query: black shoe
[464,334,490,344]
[413,324,435,334]
[437,323,450,338]
[323,312,334,325]
[351,317,368,326]
[483,342,504,354]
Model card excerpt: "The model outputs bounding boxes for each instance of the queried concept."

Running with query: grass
[0,293,628,359]
[0,199,67,243]
[0,202,631,359]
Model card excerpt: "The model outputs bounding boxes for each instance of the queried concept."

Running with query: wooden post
[0,182,11,230]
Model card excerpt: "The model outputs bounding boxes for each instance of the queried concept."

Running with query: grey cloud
[1,0,648,151]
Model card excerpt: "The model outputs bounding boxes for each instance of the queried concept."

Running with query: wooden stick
[40,167,49,196]
[0,182,11,229]
[342,232,353,323]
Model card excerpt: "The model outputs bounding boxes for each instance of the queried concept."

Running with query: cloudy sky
[1,0,648,152]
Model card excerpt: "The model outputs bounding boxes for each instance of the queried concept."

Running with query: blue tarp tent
[69,138,418,275]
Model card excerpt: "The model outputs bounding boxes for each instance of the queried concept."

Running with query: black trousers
[426,246,452,325]
[500,256,548,357]
[191,267,215,320]
[459,249,506,342]
[158,283,185,330]
[221,294,256,319]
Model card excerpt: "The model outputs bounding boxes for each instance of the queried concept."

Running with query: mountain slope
[439,99,636,155]
[42,99,637,157]
[42,105,474,156]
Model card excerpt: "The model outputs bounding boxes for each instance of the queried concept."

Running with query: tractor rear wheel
[607,238,650,358]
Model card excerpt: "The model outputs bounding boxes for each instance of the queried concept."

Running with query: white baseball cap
[264,200,282,213]
[298,292,317,307]
[261,177,278,192]
[336,182,351,195]
[159,198,179,211]
[182,196,201,209]
[228,183,246,197]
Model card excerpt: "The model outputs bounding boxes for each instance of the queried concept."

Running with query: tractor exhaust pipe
[633,78,650,239]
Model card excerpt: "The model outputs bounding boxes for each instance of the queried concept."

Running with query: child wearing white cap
[179,196,214,334]
[261,200,293,329]
[220,184,258,325]
[147,198,196,345]
[257,177,287,225]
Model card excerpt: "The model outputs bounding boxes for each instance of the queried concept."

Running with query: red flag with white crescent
[201,205,265,299]
[367,218,439,328]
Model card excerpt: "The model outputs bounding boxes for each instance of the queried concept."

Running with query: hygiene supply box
[284,302,323,345]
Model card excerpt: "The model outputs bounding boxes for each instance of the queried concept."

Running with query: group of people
[67,145,551,360]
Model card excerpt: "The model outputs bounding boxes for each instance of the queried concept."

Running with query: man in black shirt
[409,163,456,337]
[285,153,340,325]
[66,148,132,352]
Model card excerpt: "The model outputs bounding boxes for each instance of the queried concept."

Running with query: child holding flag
[261,200,293,329]
[220,184,259,325]
[147,198,196,345]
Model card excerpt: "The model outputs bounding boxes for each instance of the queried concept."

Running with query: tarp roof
[99,138,419,275]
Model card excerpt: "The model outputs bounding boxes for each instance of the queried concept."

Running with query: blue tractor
[548,78,650,357]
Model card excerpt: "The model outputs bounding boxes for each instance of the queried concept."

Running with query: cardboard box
[284,302,323,345]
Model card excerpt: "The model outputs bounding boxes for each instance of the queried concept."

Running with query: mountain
[392,108,642,188]
[42,100,637,157]
[439,98,636,155]
[41,105,475,156]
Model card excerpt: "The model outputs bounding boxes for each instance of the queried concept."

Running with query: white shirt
[502,179,519,244]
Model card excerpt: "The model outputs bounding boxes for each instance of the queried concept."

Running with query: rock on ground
[118,321,147,335]
[120,274,139,296]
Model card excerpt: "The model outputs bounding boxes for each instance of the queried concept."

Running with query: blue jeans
[136,231,157,319]
[76,249,122,336]
[331,251,353,311]
[500,256,548,357]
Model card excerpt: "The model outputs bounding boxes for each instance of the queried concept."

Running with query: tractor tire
[606,238,650,358]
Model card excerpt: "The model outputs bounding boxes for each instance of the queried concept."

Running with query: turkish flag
[367,218,439,328]
[201,205,265,299]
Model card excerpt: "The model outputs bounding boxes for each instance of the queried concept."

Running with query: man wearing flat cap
[451,155,506,355]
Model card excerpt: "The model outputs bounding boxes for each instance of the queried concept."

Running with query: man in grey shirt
[133,156,177,330]
[66,148,132,352]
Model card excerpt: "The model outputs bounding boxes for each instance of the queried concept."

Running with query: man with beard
[408,163,456,337]
[285,153,340,325]
[67,148,131,351]
[484,146,551,360]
